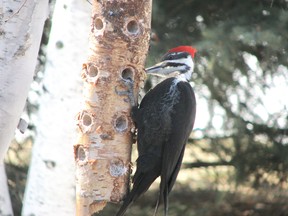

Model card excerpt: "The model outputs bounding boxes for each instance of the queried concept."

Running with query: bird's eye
[166,55,173,60]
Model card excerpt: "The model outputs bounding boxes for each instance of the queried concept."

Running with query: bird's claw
[115,78,136,106]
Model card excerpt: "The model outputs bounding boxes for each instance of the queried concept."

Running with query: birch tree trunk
[0,1,49,215]
[74,0,152,215]
[21,0,90,215]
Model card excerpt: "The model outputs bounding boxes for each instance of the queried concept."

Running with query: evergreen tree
[149,0,288,184]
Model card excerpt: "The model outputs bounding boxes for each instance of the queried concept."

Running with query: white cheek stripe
[163,55,194,81]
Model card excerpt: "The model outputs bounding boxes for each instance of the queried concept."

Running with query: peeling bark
[74,0,152,214]
[0,0,49,215]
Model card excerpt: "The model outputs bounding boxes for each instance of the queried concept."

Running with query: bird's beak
[145,61,182,77]
[146,62,166,74]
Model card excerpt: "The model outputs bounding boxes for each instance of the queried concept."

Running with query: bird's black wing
[132,79,177,184]
[116,78,176,216]
[159,81,196,215]
[135,79,176,155]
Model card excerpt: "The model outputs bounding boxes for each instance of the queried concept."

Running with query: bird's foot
[115,78,136,107]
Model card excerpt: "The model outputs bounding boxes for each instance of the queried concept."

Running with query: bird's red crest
[168,46,197,58]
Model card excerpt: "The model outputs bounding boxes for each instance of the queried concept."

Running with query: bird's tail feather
[158,176,169,216]
[153,185,169,216]
[153,195,160,216]
[115,193,133,216]
[115,173,158,216]
[163,187,168,216]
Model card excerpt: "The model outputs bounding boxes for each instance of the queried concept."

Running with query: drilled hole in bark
[127,20,139,35]
[114,115,128,132]
[121,67,134,81]
[82,114,92,126]
[88,64,98,77]
[94,17,104,30]
[110,159,126,177]
[77,146,86,161]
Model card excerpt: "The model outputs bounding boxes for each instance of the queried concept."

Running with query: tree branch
[182,160,233,169]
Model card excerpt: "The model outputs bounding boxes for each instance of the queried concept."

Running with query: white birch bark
[0,0,49,215]
[21,0,90,215]
[0,164,13,216]
[74,0,152,214]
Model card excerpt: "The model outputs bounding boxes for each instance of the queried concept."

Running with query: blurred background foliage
[5,0,288,215]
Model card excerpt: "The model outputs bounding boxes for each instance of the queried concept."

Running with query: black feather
[116,77,196,216]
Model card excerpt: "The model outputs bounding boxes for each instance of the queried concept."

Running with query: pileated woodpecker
[116,46,197,216]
